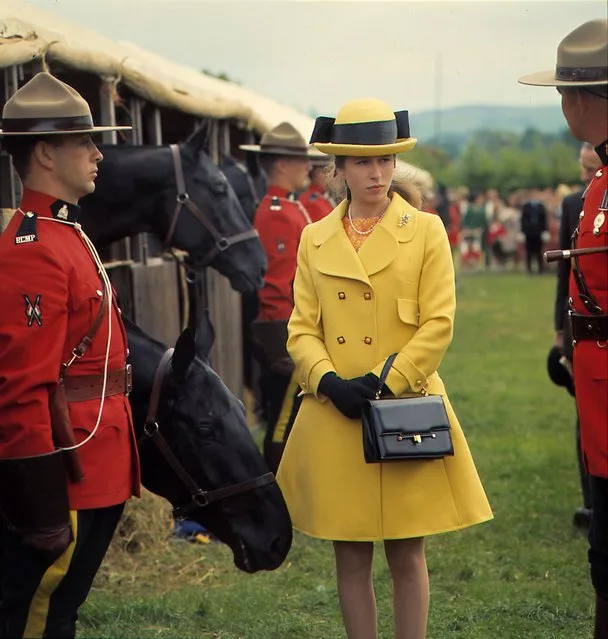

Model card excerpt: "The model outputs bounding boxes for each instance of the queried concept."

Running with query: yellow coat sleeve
[287,225,335,396]
[372,214,455,395]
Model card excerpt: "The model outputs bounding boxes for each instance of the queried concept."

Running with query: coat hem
[291,513,494,542]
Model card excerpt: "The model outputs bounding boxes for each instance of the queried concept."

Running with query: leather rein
[164,144,259,267]
[140,348,275,520]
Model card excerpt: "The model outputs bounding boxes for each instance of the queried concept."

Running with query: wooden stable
[0,62,245,398]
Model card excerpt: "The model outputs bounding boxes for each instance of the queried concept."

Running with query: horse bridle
[163,144,259,267]
[140,348,275,520]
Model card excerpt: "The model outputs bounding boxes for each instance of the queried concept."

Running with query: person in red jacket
[520,19,608,638]
[241,122,313,471]
[0,72,140,638]
[299,148,334,222]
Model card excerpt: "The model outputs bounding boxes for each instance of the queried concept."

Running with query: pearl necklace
[347,202,388,236]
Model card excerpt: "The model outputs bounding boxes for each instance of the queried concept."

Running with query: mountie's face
[44,133,103,202]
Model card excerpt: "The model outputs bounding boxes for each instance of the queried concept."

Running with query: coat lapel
[357,194,419,276]
[312,203,371,285]
[311,194,420,283]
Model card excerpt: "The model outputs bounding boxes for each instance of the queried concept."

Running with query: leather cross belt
[63,365,132,403]
[569,313,608,341]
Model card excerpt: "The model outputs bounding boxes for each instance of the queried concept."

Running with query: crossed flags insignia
[23,294,42,327]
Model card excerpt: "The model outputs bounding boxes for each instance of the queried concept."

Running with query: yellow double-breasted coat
[276,193,493,541]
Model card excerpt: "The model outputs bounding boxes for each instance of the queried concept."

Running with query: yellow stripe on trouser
[23,510,78,639]
[272,373,299,444]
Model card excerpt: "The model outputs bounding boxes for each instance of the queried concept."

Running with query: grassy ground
[80,272,594,639]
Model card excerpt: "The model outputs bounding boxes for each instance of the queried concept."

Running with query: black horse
[79,127,267,293]
[126,314,292,572]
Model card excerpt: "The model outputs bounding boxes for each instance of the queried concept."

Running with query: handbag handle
[375,353,398,399]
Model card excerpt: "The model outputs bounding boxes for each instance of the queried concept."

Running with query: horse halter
[141,348,275,519]
[163,145,259,267]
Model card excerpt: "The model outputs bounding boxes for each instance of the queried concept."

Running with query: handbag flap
[367,395,449,436]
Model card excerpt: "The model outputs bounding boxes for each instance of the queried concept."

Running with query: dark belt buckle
[125,364,133,397]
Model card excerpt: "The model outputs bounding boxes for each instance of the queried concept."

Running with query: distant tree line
[401,128,582,195]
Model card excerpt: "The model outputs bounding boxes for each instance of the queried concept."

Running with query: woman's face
[339,155,395,205]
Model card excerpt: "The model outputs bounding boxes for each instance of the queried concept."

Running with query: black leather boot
[595,595,608,639]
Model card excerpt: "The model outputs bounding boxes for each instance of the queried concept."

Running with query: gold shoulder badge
[56,204,69,220]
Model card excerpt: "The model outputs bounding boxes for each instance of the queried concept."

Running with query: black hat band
[1,114,94,134]
[310,110,410,146]
[555,66,608,82]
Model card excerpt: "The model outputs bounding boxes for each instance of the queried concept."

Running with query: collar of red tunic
[20,188,81,223]
[266,185,294,200]
[307,183,326,196]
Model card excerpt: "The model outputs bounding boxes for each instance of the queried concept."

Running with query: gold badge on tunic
[593,211,605,236]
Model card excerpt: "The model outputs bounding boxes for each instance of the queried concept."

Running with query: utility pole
[434,50,443,145]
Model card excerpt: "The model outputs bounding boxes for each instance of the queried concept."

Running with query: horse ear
[185,123,210,154]
[172,329,196,379]
[195,309,216,360]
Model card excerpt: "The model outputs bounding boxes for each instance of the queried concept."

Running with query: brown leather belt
[63,365,132,403]
[569,313,608,342]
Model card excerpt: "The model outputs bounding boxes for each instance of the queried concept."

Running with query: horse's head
[81,129,266,294]
[161,126,267,292]
[132,314,292,573]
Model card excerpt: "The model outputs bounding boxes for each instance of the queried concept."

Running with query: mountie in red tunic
[0,189,140,510]
[569,141,608,479]
[299,183,333,223]
[253,186,312,321]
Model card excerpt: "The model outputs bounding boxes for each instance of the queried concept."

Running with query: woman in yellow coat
[277,98,493,639]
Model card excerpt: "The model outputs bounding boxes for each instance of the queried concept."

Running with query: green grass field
[80,272,594,639]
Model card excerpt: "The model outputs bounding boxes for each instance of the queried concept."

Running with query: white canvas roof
[0,0,432,188]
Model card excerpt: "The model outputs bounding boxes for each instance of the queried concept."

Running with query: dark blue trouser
[0,504,124,638]
[589,476,608,600]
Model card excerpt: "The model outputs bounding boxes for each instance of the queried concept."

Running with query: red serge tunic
[254,186,311,321]
[300,184,333,223]
[569,141,608,479]
[0,189,140,509]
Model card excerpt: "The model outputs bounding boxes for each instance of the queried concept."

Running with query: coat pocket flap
[397,298,420,327]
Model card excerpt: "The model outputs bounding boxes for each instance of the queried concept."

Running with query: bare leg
[384,538,429,639]
[333,541,377,639]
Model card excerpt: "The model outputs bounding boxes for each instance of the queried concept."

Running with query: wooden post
[100,78,131,266]
[205,118,244,399]
[129,97,148,265]
[0,66,22,209]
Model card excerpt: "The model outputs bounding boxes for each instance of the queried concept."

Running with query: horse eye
[210,183,227,196]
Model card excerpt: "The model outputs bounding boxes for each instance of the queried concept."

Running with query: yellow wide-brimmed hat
[0,72,131,136]
[519,19,608,87]
[310,98,417,157]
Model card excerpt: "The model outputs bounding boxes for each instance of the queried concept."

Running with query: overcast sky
[19,0,608,116]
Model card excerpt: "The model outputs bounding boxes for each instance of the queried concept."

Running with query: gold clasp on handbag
[397,433,436,444]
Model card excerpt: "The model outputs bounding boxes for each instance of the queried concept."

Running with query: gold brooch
[398,213,411,227]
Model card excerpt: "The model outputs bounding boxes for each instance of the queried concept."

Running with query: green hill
[412,104,566,143]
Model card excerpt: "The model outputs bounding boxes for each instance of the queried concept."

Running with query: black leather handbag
[362,354,454,463]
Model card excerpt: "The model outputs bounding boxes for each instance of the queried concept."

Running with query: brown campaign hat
[239,122,312,157]
[519,19,608,87]
[0,72,131,136]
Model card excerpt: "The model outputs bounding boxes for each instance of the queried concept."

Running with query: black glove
[22,525,73,562]
[318,372,376,419]
[350,373,392,398]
